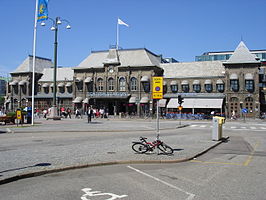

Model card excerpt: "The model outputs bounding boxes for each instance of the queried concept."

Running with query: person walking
[87,107,93,123]
[66,108,71,119]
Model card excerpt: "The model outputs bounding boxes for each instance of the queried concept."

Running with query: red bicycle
[132,136,174,155]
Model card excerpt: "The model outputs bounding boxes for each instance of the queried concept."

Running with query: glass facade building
[196,50,266,62]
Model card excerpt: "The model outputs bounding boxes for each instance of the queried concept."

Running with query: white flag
[118,18,129,27]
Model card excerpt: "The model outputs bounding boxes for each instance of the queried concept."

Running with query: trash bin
[212,116,225,141]
[26,107,32,124]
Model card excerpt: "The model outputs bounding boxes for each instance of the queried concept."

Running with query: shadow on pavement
[0,163,51,174]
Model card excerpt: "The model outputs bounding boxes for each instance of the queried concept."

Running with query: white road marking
[250,127,256,130]
[127,165,195,200]
[190,125,197,127]
[241,127,246,129]
[199,125,206,128]
[230,126,236,129]
[81,188,127,200]
[260,127,266,130]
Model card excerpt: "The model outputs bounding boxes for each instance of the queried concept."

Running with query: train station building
[5,41,266,118]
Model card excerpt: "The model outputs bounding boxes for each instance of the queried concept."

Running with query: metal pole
[31,0,39,125]
[53,17,58,108]
[116,18,119,49]
[156,99,159,138]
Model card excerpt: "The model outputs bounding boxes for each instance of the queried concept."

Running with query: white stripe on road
[199,125,206,128]
[250,127,256,130]
[127,166,195,200]
[190,125,197,127]
[260,127,266,130]
[230,127,236,129]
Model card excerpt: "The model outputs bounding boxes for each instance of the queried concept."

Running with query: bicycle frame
[139,137,163,151]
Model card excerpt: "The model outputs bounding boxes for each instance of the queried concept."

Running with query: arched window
[230,74,239,92]
[97,78,104,91]
[204,80,212,93]
[170,81,178,93]
[130,77,137,91]
[245,73,254,92]
[216,79,224,93]
[193,80,201,93]
[108,77,114,91]
[119,77,126,91]
[181,80,189,93]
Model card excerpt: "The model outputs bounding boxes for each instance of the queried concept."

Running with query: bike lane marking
[127,166,195,200]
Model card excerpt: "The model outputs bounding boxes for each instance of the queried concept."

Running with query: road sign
[152,77,163,99]
[16,110,22,120]
[242,108,248,113]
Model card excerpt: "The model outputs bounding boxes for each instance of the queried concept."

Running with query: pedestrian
[43,109,48,118]
[75,108,81,118]
[87,107,93,123]
[66,108,71,119]
[100,108,105,118]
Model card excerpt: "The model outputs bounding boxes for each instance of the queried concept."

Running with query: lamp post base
[46,106,61,120]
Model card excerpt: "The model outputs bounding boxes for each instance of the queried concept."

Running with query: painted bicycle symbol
[81,188,128,200]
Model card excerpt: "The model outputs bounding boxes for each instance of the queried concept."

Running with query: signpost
[152,77,163,138]
[242,108,248,123]
[16,109,22,127]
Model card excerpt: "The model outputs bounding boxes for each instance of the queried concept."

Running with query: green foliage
[0,96,4,106]
[6,112,16,117]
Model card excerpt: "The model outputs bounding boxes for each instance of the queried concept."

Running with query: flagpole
[31,0,39,125]
[116,18,119,49]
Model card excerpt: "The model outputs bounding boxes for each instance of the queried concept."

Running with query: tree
[0,96,4,107]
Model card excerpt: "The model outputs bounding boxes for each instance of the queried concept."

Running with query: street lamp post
[42,17,71,120]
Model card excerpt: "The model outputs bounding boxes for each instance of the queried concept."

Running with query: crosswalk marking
[188,124,265,131]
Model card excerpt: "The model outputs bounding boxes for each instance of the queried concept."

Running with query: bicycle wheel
[132,143,149,154]
[158,143,174,155]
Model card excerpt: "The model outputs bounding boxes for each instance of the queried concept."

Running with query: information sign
[152,77,163,99]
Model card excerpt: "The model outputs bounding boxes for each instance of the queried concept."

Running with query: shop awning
[19,80,27,86]
[193,80,200,85]
[75,77,83,82]
[245,73,254,80]
[166,98,178,108]
[170,80,177,85]
[84,77,92,83]
[204,80,212,84]
[82,98,89,104]
[230,73,238,79]
[9,80,18,86]
[58,82,65,87]
[72,97,83,103]
[158,99,167,107]
[216,79,224,84]
[140,76,149,82]
[140,97,149,103]
[129,96,136,103]
[42,83,49,88]
[167,98,223,109]
[181,80,188,85]
[66,82,72,87]
[183,98,223,109]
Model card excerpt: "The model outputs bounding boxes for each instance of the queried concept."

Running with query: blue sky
[1,0,266,76]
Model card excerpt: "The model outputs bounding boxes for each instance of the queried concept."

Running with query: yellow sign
[16,110,22,120]
[178,106,183,111]
[152,77,163,99]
